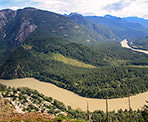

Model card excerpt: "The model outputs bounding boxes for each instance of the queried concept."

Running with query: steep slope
[0,8,37,65]
[0,9,17,65]
[68,13,117,43]
[0,33,107,78]
[0,8,118,66]
[86,15,148,40]
[0,8,119,46]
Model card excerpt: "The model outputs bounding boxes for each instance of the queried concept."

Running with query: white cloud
[31,0,122,16]
[1,0,148,19]
[31,0,72,14]
[109,0,148,18]
[30,0,148,19]
[9,6,20,10]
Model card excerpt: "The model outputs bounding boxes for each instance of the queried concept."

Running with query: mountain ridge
[86,15,148,40]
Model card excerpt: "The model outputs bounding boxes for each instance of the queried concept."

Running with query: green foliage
[67,108,87,120]
[141,101,148,122]
[25,32,108,66]
[53,99,67,111]
[53,53,96,68]
[130,36,148,50]
[55,115,68,121]
[0,8,115,67]
[12,119,21,122]
[91,110,105,122]
[67,108,143,122]
[42,96,53,103]
[1,33,148,98]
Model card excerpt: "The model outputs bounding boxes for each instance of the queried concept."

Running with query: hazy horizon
[0,0,148,19]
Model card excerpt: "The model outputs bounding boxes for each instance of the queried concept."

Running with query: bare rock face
[0,10,13,27]
[0,9,16,38]
[15,19,37,44]
[0,9,37,44]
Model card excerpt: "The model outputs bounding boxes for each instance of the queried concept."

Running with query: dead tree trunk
[0,92,5,109]
[87,101,90,121]
[128,90,131,122]
[105,84,109,122]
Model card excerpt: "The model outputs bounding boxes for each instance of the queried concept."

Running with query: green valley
[0,0,148,120]
[1,7,148,100]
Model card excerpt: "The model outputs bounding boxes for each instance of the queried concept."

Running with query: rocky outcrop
[0,9,37,44]
[0,11,8,38]
[0,9,16,39]
[15,19,37,44]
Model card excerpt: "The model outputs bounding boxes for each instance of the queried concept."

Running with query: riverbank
[0,78,148,112]
[120,39,148,54]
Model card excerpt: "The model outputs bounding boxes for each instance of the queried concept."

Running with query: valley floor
[0,78,148,112]
[120,39,148,54]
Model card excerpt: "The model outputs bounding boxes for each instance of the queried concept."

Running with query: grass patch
[128,65,148,68]
[53,53,96,68]
[32,51,96,68]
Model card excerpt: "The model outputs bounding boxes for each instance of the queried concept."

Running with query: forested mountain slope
[129,36,148,50]
[0,8,116,66]
[68,13,117,43]
[1,31,148,99]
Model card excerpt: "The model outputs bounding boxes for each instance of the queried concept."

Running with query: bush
[53,99,66,111]
[0,83,7,91]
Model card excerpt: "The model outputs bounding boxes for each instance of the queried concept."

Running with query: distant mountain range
[86,15,148,40]
[123,16,148,29]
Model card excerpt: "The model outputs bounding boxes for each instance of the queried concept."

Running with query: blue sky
[0,0,148,19]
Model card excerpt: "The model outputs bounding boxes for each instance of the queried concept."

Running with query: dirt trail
[0,78,148,112]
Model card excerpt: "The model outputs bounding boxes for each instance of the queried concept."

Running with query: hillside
[68,13,117,43]
[129,36,148,50]
[0,7,116,66]
[1,32,148,99]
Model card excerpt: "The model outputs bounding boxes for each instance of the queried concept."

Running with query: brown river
[0,78,148,112]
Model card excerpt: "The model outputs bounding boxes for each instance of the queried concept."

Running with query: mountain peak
[68,12,83,17]
[104,14,121,19]
[0,9,15,13]
[18,7,37,12]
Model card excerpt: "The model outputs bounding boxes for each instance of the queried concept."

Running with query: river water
[0,78,148,112]
[120,39,148,54]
